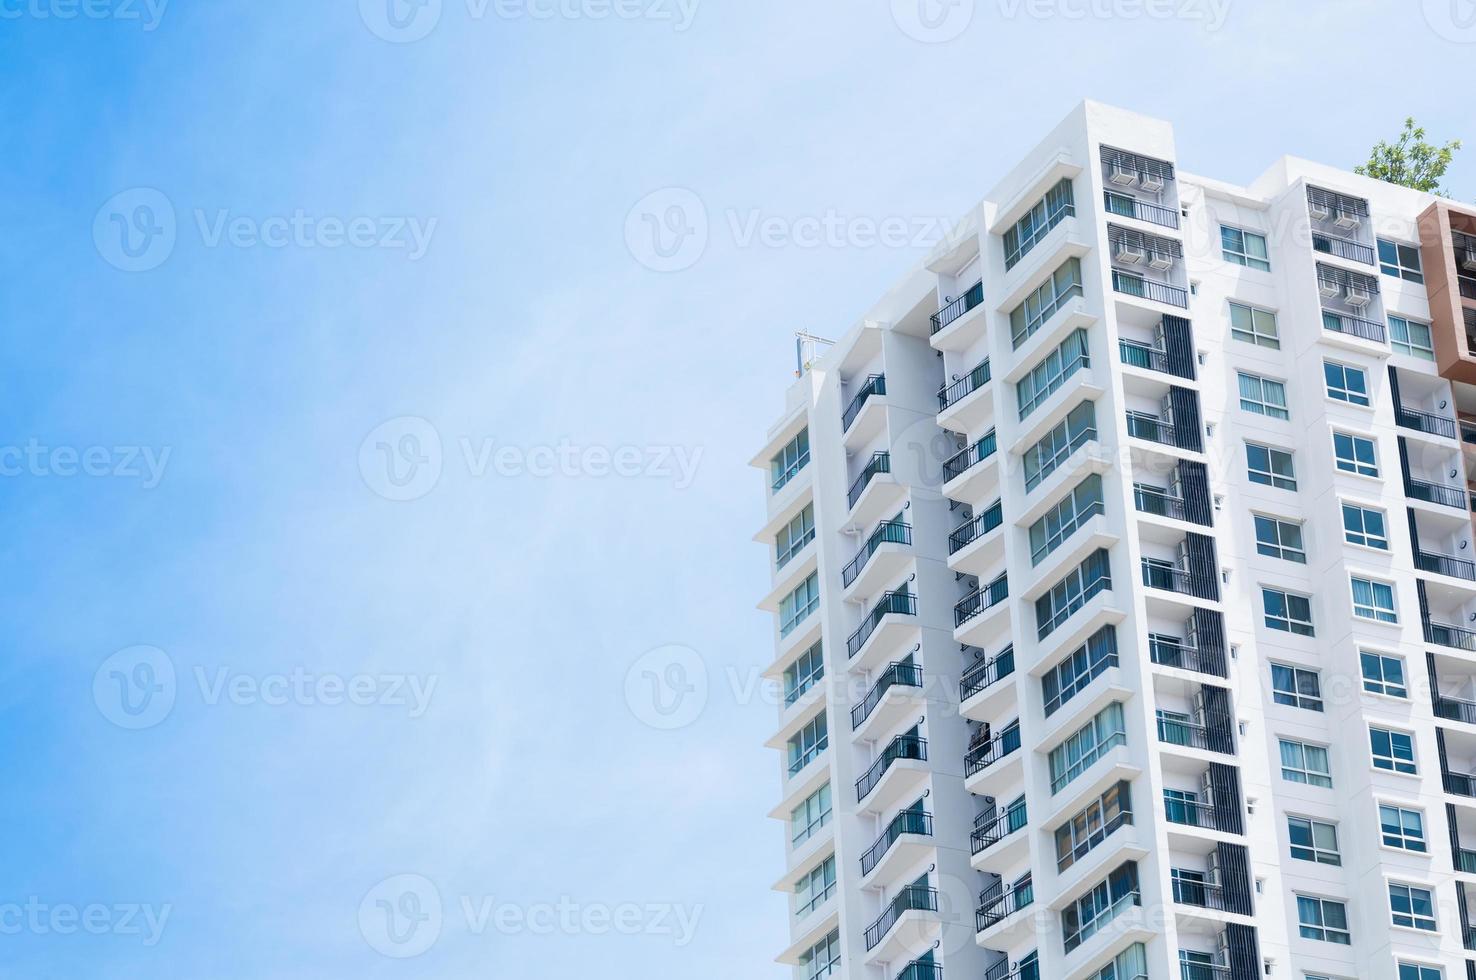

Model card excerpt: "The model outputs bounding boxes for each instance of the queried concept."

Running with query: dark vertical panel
[1215,842,1254,916]
[1398,434,1413,493]
[1224,922,1260,980]
[1387,364,1403,408]
[1208,762,1244,836]
[1200,686,1236,754]
[1185,532,1221,601]
[1169,386,1203,452]
[1161,314,1197,380]
[1450,802,1464,870]
[1178,460,1213,526]
[1192,608,1228,677]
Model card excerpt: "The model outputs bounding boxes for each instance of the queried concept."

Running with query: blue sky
[1,0,1473,976]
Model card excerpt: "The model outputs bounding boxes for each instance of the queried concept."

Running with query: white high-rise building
[753,101,1476,980]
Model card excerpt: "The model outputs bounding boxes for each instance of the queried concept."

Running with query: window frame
[1238,370,1290,420]
[1389,314,1435,361]
[1296,894,1351,945]
[1221,224,1271,271]
[1271,662,1323,711]
[1263,586,1315,636]
[1342,502,1388,550]
[1332,431,1379,477]
[1254,514,1307,564]
[1280,737,1333,788]
[1370,725,1417,775]
[1361,651,1408,699]
[1247,442,1296,490]
[1287,814,1341,866]
[1351,575,1398,624]
[1387,881,1437,932]
[1323,360,1370,407]
[1229,300,1280,349]
[1378,802,1427,853]
[1377,238,1424,283]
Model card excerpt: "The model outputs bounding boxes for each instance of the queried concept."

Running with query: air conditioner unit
[1114,242,1146,265]
[1138,172,1165,193]
[1148,250,1175,271]
[1461,248,1476,272]
[1109,162,1138,187]
[1307,199,1330,221]
[1333,208,1361,230]
[1317,279,1341,298]
[1344,285,1372,307]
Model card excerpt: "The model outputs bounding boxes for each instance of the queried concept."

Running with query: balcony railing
[931,280,984,334]
[1180,959,1232,980]
[1157,715,1233,753]
[955,574,1008,627]
[842,374,887,432]
[1104,190,1179,229]
[1141,559,1213,598]
[984,956,1042,980]
[1445,768,1476,798]
[1170,871,1228,911]
[1321,309,1386,344]
[851,661,924,730]
[1456,845,1476,874]
[971,799,1027,855]
[1312,231,1376,265]
[842,519,912,588]
[860,808,933,876]
[856,734,928,802]
[1149,636,1220,676]
[959,646,1015,701]
[1426,620,1476,654]
[965,721,1021,777]
[1134,484,1186,521]
[1057,807,1132,872]
[1118,338,1169,373]
[943,431,998,483]
[896,957,943,980]
[1397,405,1458,440]
[1408,476,1468,510]
[975,878,1033,931]
[847,590,917,658]
[1416,549,1476,581]
[1436,693,1476,726]
[1125,411,1176,446]
[1112,268,1188,308]
[939,358,992,410]
[865,883,938,950]
[948,500,1004,554]
[1164,795,1234,832]
[848,451,891,509]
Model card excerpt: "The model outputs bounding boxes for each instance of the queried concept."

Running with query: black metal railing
[851,661,924,730]
[1397,405,1459,440]
[959,646,1015,702]
[1321,309,1386,343]
[1179,958,1231,980]
[1149,637,1218,675]
[865,883,938,950]
[848,451,891,509]
[895,957,943,980]
[975,878,1033,931]
[1157,715,1233,753]
[955,575,1008,627]
[847,590,917,658]
[943,431,998,482]
[842,374,887,432]
[842,519,912,588]
[1118,338,1169,373]
[971,799,1027,855]
[1417,550,1476,581]
[1112,268,1188,308]
[964,721,1021,777]
[1408,477,1468,510]
[983,955,1041,980]
[1141,559,1213,597]
[948,501,1004,554]
[856,734,928,802]
[860,809,934,876]
[1436,694,1476,726]
[931,281,985,334]
[1125,411,1176,446]
[1134,485,1186,520]
[1312,231,1376,265]
[1426,620,1476,654]
[1445,768,1476,798]
[1170,871,1228,910]
[1456,845,1476,874]
[1057,807,1132,872]
[1163,795,1234,832]
[939,359,992,410]
[1104,190,1178,228]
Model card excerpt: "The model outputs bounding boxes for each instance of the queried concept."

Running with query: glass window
[1352,577,1398,623]
[1288,816,1340,865]
[1324,361,1370,406]
[1255,515,1306,563]
[771,428,810,492]
[1263,587,1314,636]
[1010,257,1085,347]
[1049,702,1127,793]
[1222,225,1271,271]
[1055,780,1131,872]
[1362,652,1408,698]
[1062,861,1140,952]
[1035,549,1112,640]
[1247,442,1296,490]
[790,782,832,847]
[1017,329,1090,419]
[783,641,824,705]
[787,713,828,775]
[1390,315,1435,360]
[1041,626,1118,717]
[798,928,840,980]
[1378,238,1424,283]
[1280,738,1332,787]
[1370,726,1417,774]
[1087,943,1147,980]
[1297,895,1350,944]
[1272,663,1322,710]
[779,572,820,637]
[776,503,815,568]
[1230,301,1279,348]
[1029,475,1105,565]
[1379,804,1426,852]
[1003,178,1075,269]
[1343,503,1388,549]
[1024,401,1096,493]
[1388,882,1436,931]
[1239,371,1289,419]
[1333,432,1379,477]
[1398,964,1442,980]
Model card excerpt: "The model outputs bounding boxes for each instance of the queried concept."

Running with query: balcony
[896,956,943,980]
[864,882,938,951]
[1164,794,1237,834]
[1124,410,1191,449]
[1312,230,1375,266]
[860,808,933,877]
[1425,619,1476,654]
[1321,308,1386,344]
[1112,268,1188,308]
[1170,870,1229,912]
[943,430,998,485]
[1157,712,1234,755]
[1180,956,1231,980]
[1118,337,1172,375]
[842,519,912,590]
[1104,189,1178,229]
[848,590,917,659]
[843,374,887,433]
[955,574,1008,628]
[1397,404,1459,441]
[1134,483,1186,521]
[856,733,927,803]
[1416,548,1476,582]
[971,798,1027,856]
[975,876,1033,932]
[983,955,1041,980]
[939,358,991,411]
[965,721,1022,778]
[1408,476,1468,511]
[848,451,892,510]
[1437,692,1476,726]
[960,646,1015,703]
[949,501,1004,556]
[1141,558,1217,602]
[1446,767,1476,799]
[1150,634,1225,678]
[851,661,923,731]
[931,281,984,335]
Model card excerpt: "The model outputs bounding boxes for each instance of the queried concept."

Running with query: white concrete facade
[755,101,1476,980]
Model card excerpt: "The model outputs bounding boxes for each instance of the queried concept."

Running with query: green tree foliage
[1356,118,1461,196]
